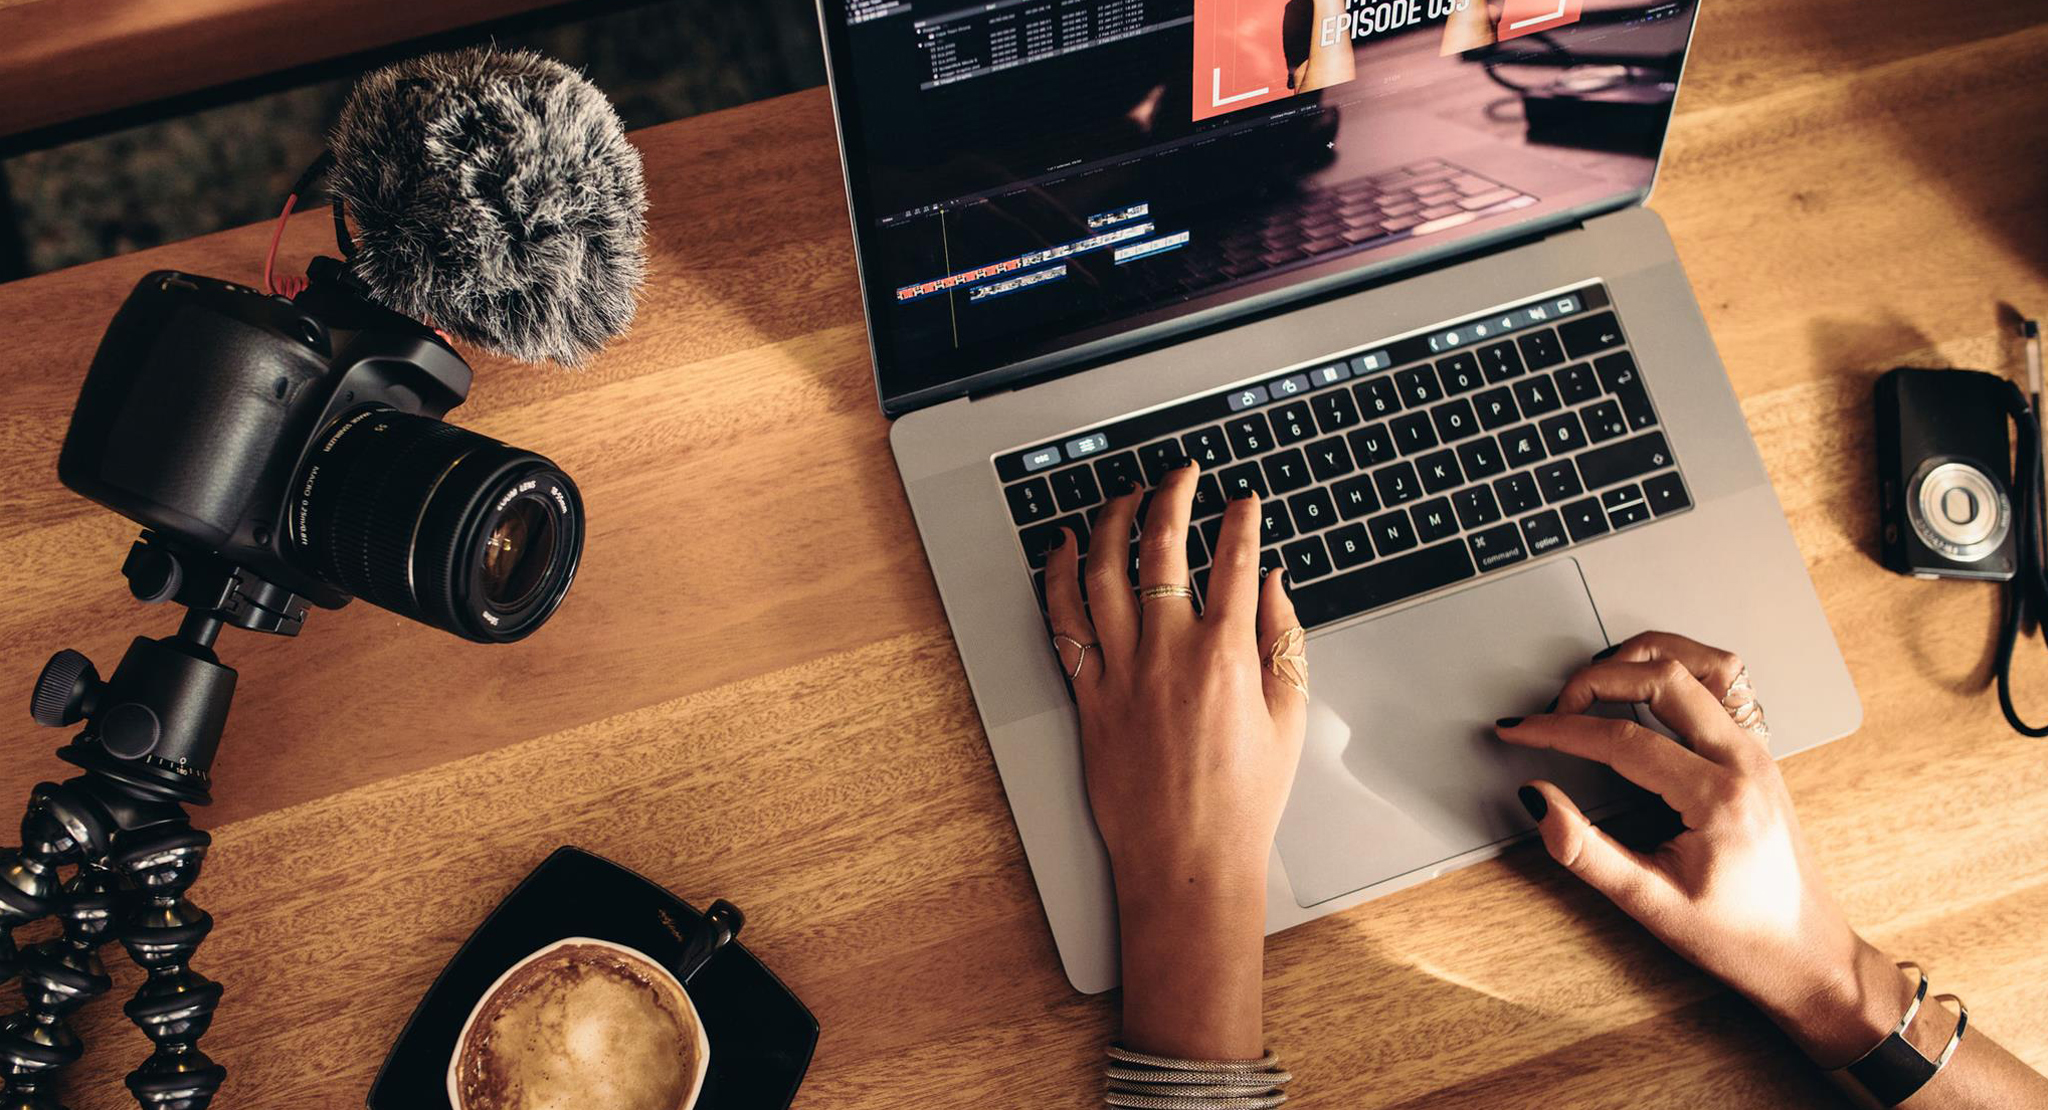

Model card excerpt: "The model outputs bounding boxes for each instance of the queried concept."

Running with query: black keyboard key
[1417,449,1463,493]
[1220,462,1268,500]
[1479,340,1525,382]
[1395,365,1444,406]
[1260,502,1295,545]
[1601,484,1645,512]
[1187,524,1210,569]
[1306,436,1357,481]
[1183,426,1232,467]
[1539,412,1589,454]
[1288,540,1476,628]
[1498,424,1545,468]
[1391,412,1438,454]
[1536,460,1583,503]
[1049,464,1103,512]
[1020,514,1089,567]
[1473,386,1519,430]
[1327,523,1374,569]
[1521,509,1569,555]
[1468,521,1527,572]
[1261,448,1313,494]
[1495,471,1542,515]
[1138,440,1189,484]
[1609,500,1652,529]
[1095,451,1145,496]
[1512,375,1562,417]
[1260,548,1285,580]
[1006,477,1057,524]
[1354,376,1402,419]
[1644,472,1691,515]
[1373,460,1423,506]
[1191,474,1228,518]
[1517,328,1566,371]
[1581,399,1629,443]
[1456,436,1507,480]
[1367,509,1419,555]
[1225,413,1273,457]
[1032,569,1046,607]
[1436,353,1484,394]
[1288,487,1338,533]
[1201,517,1223,556]
[1453,485,1502,529]
[1560,496,1610,541]
[1348,423,1397,465]
[1312,388,1361,433]
[1412,497,1459,543]
[1430,397,1481,442]
[1575,431,1673,491]
[1594,351,1658,430]
[1333,474,1380,519]
[1559,311,1624,358]
[1554,362,1601,406]
[1281,536,1334,582]
[1270,401,1317,446]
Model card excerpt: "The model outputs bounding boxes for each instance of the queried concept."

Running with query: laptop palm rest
[1275,557,1635,908]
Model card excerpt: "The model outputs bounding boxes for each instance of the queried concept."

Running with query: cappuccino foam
[454,943,700,1110]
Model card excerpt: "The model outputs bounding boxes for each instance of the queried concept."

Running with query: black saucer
[369,847,818,1109]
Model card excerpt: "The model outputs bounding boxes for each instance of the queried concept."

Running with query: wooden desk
[0,0,564,139]
[1,2,2045,1106]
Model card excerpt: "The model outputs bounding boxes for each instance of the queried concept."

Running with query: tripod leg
[0,781,121,1110]
[114,823,222,1110]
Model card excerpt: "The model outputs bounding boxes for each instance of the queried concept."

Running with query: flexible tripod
[0,532,308,1110]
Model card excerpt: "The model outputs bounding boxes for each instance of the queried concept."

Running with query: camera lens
[286,408,583,642]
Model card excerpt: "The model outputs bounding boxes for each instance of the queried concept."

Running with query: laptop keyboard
[994,283,1693,631]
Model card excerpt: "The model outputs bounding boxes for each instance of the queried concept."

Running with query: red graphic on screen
[1191,0,1295,122]
[1495,0,1584,41]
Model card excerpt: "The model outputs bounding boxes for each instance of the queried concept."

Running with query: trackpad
[1275,557,1633,908]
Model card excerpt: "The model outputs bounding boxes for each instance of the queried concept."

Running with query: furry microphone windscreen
[328,48,648,366]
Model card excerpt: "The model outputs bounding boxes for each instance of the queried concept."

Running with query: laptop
[815,0,1861,992]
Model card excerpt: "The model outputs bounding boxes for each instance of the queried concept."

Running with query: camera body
[61,261,471,608]
[1875,367,2019,581]
[60,259,582,642]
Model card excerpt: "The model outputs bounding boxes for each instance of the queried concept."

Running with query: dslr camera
[59,258,584,642]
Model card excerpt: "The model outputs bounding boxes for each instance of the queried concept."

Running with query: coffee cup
[447,900,743,1110]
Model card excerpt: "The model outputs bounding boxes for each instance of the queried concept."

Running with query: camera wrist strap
[1994,381,2048,737]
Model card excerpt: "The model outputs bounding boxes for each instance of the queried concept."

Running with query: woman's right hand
[1493,631,1911,1068]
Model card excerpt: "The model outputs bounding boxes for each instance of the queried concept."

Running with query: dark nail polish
[1592,644,1620,661]
[1518,785,1548,821]
[1048,529,1068,552]
[1175,456,1198,469]
[1542,697,1557,714]
[1495,716,1523,729]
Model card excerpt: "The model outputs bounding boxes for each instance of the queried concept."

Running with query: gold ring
[1265,626,1308,698]
[1136,584,1195,603]
[1052,634,1097,681]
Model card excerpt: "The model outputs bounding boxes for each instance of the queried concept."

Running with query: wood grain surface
[2,3,2046,1107]
[0,0,565,138]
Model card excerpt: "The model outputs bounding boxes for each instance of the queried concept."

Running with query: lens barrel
[287,408,582,642]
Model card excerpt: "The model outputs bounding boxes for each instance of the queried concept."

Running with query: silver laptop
[815,0,1860,992]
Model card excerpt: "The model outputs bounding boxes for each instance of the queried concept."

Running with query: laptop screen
[820,0,1699,411]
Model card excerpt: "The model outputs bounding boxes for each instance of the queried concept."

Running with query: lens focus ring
[289,408,582,642]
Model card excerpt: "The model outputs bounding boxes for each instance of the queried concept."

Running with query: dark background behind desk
[0,2,2044,1107]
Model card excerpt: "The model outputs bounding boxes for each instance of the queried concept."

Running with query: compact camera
[58,259,584,642]
[1875,367,2019,581]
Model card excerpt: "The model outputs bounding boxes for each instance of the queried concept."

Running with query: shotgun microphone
[326,47,649,367]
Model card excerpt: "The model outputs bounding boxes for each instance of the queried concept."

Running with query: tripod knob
[31,649,101,728]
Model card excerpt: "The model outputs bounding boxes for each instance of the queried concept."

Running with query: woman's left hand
[1044,461,1307,1057]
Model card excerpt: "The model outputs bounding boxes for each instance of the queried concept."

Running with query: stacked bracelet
[1105,1045,1292,1110]
[1834,962,1969,1109]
